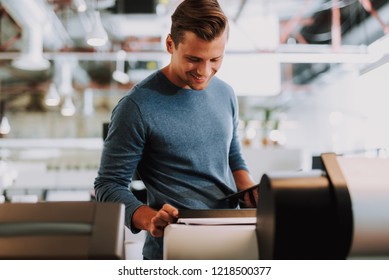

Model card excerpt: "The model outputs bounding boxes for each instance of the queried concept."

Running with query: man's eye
[187,57,199,62]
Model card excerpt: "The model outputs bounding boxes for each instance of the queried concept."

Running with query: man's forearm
[233,169,256,191]
[132,205,157,232]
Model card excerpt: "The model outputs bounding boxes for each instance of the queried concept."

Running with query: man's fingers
[149,223,164,237]
[162,204,179,218]
[149,204,179,237]
[243,189,258,208]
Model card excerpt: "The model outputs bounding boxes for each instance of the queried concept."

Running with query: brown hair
[170,0,228,47]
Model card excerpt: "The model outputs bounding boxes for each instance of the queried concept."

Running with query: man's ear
[166,34,174,54]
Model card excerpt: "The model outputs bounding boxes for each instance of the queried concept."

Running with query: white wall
[280,64,389,156]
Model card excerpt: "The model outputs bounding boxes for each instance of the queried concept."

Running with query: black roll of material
[256,153,353,260]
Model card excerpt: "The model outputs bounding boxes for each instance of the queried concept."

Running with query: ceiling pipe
[279,0,313,44]
[0,0,50,71]
[331,0,342,52]
[359,0,389,34]
[341,2,389,45]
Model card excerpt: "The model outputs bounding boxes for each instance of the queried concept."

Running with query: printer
[163,153,389,259]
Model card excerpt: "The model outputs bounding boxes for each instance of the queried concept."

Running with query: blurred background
[0,0,389,201]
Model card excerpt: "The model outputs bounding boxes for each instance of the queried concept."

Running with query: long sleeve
[94,96,145,232]
[228,95,249,173]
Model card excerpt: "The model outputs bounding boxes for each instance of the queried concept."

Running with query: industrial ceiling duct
[1,0,50,71]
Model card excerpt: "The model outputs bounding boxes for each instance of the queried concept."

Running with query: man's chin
[188,81,209,91]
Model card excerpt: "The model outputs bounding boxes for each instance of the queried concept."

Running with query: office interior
[0,0,389,260]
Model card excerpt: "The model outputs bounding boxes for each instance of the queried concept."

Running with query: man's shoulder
[136,70,160,87]
[210,76,235,98]
[212,75,234,89]
[125,71,161,100]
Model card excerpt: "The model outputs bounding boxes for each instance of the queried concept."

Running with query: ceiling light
[73,0,87,13]
[45,82,61,106]
[112,70,130,84]
[0,116,11,135]
[1,0,50,71]
[112,50,130,84]
[10,27,50,71]
[86,10,108,47]
[11,53,50,72]
[61,95,76,117]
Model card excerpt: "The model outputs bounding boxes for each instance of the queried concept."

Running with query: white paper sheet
[177,217,257,225]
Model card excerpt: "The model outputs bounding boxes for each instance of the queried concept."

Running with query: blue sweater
[94,70,248,259]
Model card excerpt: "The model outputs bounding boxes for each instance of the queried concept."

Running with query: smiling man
[94,0,256,260]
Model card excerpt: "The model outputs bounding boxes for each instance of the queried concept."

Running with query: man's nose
[197,61,212,77]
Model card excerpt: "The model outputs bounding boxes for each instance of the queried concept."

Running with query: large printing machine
[163,153,389,260]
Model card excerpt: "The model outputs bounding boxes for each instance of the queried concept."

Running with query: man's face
[165,30,227,90]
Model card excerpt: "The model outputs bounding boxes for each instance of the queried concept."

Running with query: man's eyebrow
[185,55,201,59]
[185,55,223,60]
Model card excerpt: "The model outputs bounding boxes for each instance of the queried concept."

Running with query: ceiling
[0,0,389,113]
[2,0,388,53]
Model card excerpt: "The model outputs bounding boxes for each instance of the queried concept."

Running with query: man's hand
[233,169,258,208]
[132,204,179,238]
[242,186,258,208]
[149,204,179,237]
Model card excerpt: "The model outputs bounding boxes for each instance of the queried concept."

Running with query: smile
[191,73,206,82]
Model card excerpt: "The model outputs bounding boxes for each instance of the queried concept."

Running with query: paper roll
[337,156,389,258]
